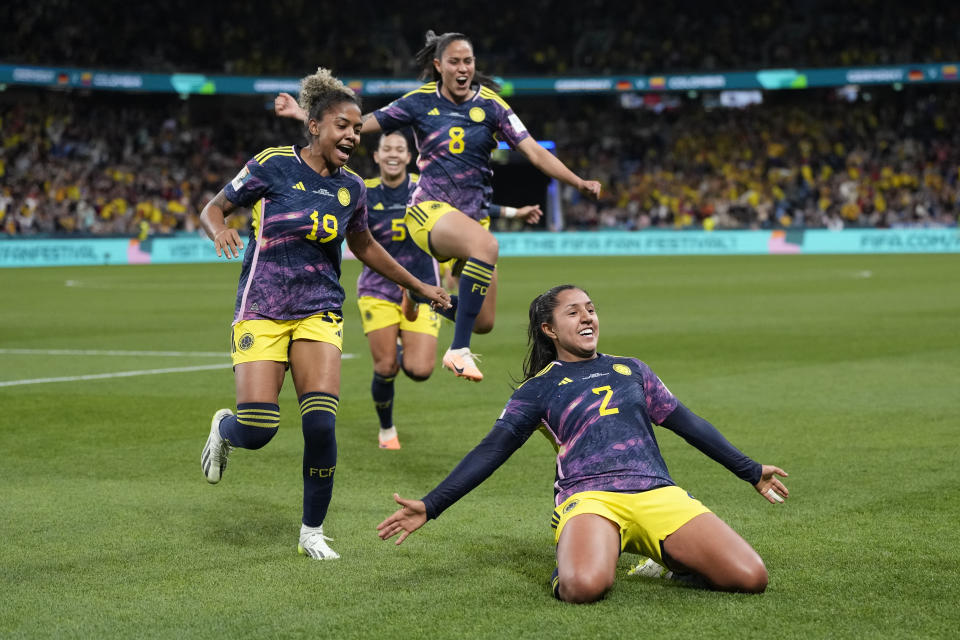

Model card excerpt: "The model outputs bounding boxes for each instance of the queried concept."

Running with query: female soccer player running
[276,30,601,382]
[199,68,449,560]
[357,131,442,450]
[377,285,788,602]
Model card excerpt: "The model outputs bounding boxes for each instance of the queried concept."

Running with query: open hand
[213,228,244,259]
[377,494,427,545]
[754,465,789,504]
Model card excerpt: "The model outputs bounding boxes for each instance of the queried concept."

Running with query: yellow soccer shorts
[405,201,490,261]
[551,486,712,565]
[356,296,441,336]
[231,311,343,366]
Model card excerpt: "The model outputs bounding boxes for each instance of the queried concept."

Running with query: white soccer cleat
[298,524,340,560]
[201,408,234,484]
[441,347,483,381]
[628,556,673,579]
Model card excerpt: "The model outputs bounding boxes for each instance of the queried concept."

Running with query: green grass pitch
[1,254,958,638]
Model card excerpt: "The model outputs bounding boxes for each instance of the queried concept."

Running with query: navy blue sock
[451,259,494,349]
[299,392,338,527]
[218,403,280,449]
[436,295,458,322]
[371,372,395,430]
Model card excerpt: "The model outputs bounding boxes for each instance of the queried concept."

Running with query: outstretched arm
[275,91,382,134]
[377,426,526,544]
[515,137,601,200]
[661,402,789,503]
[346,229,450,309]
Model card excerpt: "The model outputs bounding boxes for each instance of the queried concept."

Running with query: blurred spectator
[1,85,957,237]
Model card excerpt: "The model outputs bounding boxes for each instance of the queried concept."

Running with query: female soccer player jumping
[199,68,448,560]
[277,30,601,382]
[377,285,788,602]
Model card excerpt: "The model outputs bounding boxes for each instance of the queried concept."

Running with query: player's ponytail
[521,284,583,381]
[414,30,501,91]
[298,67,362,134]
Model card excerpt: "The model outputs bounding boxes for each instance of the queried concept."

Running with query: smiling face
[433,38,475,103]
[541,288,599,361]
[307,100,362,170]
[373,132,411,184]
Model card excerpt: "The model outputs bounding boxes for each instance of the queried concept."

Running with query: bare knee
[718,557,768,594]
[401,364,434,381]
[737,562,768,593]
[559,569,614,604]
[470,234,499,265]
[472,318,494,334]
[373,361,399,378]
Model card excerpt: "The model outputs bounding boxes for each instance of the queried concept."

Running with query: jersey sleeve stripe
[256,149,297,164]
[479,87,511,110]
[254,146,295,163]
[401,82,436,98]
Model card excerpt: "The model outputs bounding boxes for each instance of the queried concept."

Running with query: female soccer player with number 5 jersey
[199,68,449,561]
[357,131,442,450]
[377,285,789,603]
[276,30,601,382]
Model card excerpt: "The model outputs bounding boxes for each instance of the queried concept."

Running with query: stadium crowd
[2,84,957,237]
[4,2,960,236]
[4,1,960,76]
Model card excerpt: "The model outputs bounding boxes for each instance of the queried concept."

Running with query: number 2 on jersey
[448,126,466,154]
[592,385,620,416]
[306,210,338,243]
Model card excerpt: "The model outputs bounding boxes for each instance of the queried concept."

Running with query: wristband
[502,206,518,218]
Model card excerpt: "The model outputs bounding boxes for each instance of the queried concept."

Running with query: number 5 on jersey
[592,385,619,416]
[391,218,406,241]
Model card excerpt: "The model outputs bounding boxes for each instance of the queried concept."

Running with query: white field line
[0,348,356,358]
[0,350,356,388]
[0,363,232,387]
[0,348,228,357]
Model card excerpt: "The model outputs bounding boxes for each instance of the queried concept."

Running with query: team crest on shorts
[430,202,444,210]
[238,333,255,351]
[337,187,351,206]
[613,364,631,376]
[469,107,485,122]
[563,500,579,514]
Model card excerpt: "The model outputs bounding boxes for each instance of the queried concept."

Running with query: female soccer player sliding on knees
[377,285,789,603]
[199,68,449,560]
[276,30,601,382]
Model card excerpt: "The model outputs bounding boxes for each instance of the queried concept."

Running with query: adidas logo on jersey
[293,182,306,191]
[427,108,440,116]
[373,202,385,210]
[558,377,572,385]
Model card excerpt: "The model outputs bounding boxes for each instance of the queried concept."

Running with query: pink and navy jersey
[373,81,530,221]
[356,173,438,304]
[495,354,680,506]
[223,145,368,322]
